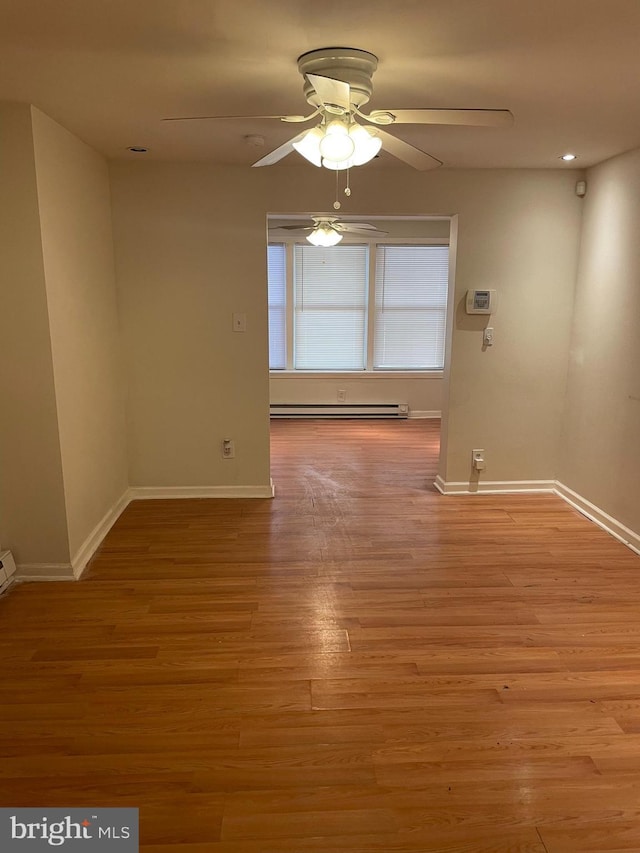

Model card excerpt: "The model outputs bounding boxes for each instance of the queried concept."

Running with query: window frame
[269,236,449,376]
[266,243,287,370]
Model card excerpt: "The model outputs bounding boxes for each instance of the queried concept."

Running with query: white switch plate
[232,313,246,333]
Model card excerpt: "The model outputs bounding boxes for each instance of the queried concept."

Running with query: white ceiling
[1,0,639,170]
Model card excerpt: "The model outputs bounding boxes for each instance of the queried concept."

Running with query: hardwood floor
[2,418,640,852]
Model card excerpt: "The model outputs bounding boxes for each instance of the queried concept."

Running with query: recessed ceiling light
[560,153,577,161]
[127,146,148,153]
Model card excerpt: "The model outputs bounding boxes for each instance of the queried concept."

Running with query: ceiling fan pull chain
[345,167,351,197]
[333,170,341,209]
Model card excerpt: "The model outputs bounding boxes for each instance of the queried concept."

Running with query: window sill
[269,370,443,379]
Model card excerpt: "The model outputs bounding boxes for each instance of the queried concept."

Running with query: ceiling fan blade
[375,129,442,171]
[369,109,513,127]
[341,222,383,230]
[306,73,351,112]
[251,131,307,167]
[162,113,316,124]
[341,224,388,235]
[270,225,313,232]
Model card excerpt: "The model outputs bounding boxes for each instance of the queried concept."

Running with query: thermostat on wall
[466,289,496,314]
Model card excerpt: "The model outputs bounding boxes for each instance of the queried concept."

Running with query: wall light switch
[233,313,246,333]
[483,327,494,346]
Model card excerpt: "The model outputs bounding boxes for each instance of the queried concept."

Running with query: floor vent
[270,403,409,419]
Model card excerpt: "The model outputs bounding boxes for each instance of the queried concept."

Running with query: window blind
[267,243,286,370]
[293,244,368,370]
[374,245,449,370]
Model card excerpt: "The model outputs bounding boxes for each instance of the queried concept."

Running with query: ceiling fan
[164,47,513,171]
[270,216,387,246]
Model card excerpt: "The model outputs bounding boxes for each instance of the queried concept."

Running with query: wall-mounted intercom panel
[466,289,496,314]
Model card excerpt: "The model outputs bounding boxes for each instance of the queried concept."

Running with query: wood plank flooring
[2,418,640,852]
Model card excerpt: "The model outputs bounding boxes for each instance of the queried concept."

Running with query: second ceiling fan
[270,216,387,246]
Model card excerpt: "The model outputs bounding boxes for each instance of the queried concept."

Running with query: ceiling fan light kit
[306,222,344,246]
[294,117,382,170]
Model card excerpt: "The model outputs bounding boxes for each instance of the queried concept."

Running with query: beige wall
[110,163,583,490]
[431,172,583,483]
[559,148,640,535]
[0,103,69,565]
[110,164,273,489]
[31,108,128,561]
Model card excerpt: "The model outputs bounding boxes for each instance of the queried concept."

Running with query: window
[267,240,449,372]
[374,245,448,370]
[294,244,368,370]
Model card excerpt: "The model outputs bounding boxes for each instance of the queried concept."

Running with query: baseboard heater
[0,550,17,594]
[270,403,409,419]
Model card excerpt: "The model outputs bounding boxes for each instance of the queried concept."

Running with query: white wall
[110,163,583,492]
[0,103,69,566]
[559,148,640,538]
[31,108,128,562]
[269,373,442,417]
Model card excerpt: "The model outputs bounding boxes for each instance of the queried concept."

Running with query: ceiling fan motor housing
[297,47,378,109]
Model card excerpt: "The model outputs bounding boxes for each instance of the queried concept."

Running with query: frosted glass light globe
[349,124,382,165]
[292,126,323,167]
[319,121,355,163]
[306,225,343,247]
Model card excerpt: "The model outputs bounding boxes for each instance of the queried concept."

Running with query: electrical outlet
[222,439,235,459]
[472,449,486,471]
[337,389,347,402]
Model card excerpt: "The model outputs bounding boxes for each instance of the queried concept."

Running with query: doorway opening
[265,213,454,492]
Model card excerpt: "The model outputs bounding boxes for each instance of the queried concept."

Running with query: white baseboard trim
[434,476,555,495]
[15,489,131,583]
[13,481,276,585]
[128,483,275,500]
[554,481,640,556]
[16,563,74,582]
[409,410,441,419]
[433,475,640,558]
[71,489,131,579]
